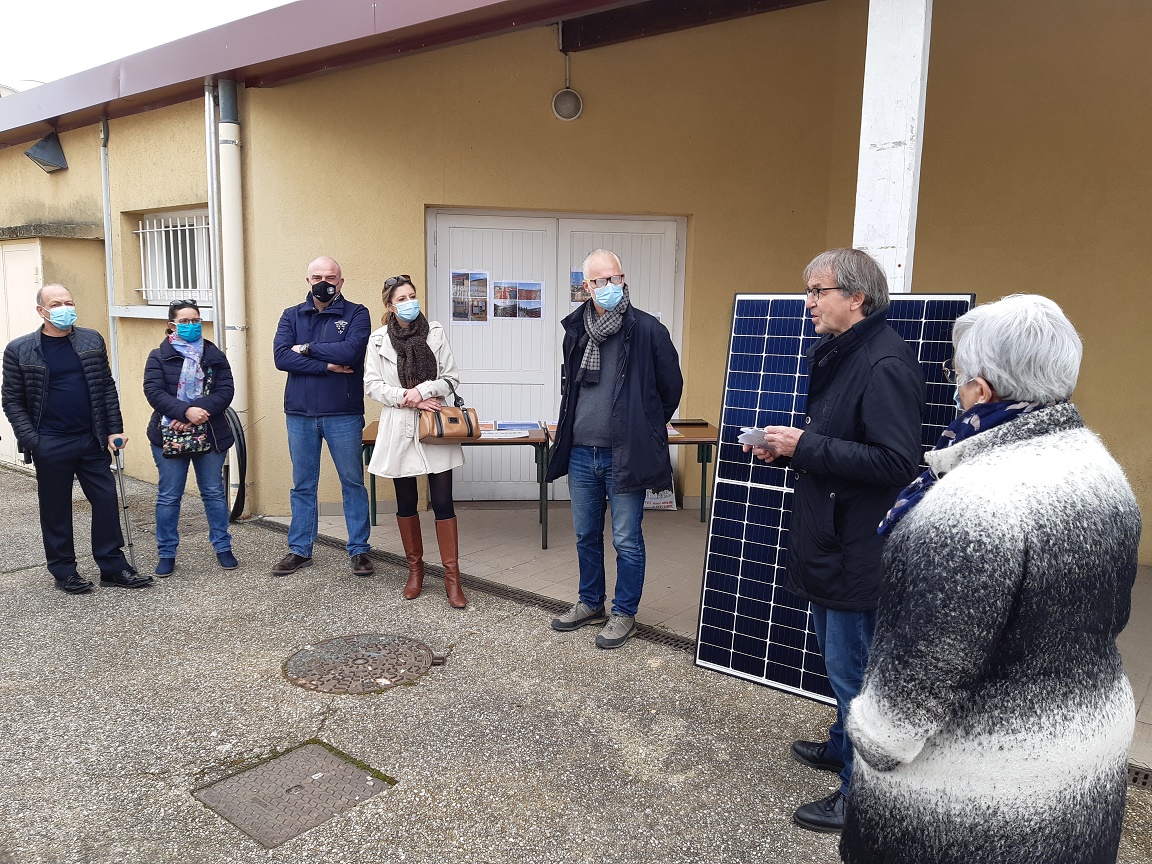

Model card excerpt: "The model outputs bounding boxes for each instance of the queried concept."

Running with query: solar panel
[694,293,975,702]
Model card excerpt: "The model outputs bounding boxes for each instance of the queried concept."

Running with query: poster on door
[570,270,586,311]
[493,281,544,319]
[451,270,490,324]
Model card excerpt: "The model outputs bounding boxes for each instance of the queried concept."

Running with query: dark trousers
[31,433,128,579]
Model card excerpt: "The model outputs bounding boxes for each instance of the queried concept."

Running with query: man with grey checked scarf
[546,249,683,649]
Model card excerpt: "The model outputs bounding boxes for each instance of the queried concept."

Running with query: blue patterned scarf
[163,332,205,426]
[877,399,1055,536]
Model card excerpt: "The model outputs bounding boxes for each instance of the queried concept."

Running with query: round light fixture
[552,88,582,121]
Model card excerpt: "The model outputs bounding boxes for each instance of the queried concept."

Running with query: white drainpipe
[218,79,251,515]
[100,119,120,384]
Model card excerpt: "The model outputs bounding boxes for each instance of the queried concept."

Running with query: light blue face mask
[176,322,203,342]
[395,299,421,322]
[593,282,624,311]
[47,306,78,329]
[954,385,965,413]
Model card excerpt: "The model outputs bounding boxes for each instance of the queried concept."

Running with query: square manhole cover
[193,742,394,848]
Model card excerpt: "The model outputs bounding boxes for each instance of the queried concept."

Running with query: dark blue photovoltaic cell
[695,292,975,703]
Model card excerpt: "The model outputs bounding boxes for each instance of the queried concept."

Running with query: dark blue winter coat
[273,293,372,417]
[1,325,123,458]
[547,302,684,494]
[786,307,925,611]
[143,338,235,452]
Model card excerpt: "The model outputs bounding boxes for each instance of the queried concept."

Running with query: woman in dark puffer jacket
[142,300,237,577]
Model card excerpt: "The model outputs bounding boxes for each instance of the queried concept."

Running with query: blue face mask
[395,299,420,322]
[47,306,77,329]
[593,282,624,311]
[176,322,203,342]
[953,386,964,413]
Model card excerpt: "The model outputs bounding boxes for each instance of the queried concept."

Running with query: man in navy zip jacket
[272,256,374,577]
[746,249,925,833]
[1,284,151,594]
[546,249,683,650]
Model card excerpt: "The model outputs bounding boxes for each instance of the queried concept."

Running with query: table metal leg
[363,444,376,527]
[697,443,713,523]
[536,443,549,549]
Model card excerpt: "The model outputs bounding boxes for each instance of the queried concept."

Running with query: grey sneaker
[550,601,607,632]
[595,614,637,649]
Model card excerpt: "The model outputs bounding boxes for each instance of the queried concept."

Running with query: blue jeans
[285,414,370,557]
[568,446,647,617]
[151,445,231,557]
[810,603,877,796]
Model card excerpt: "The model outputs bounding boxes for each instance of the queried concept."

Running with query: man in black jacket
[747,249,924,832]
[547,249,683,649]
[1,284,151,594]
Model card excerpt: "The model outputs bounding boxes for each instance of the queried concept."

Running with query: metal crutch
[111,438,137,571]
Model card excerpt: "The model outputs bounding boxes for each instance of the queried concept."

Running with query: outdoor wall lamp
[25,131,68,173]
[552,24,582,121]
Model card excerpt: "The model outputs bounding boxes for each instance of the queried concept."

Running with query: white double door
[427,212,683,500]
[0,241,45,466]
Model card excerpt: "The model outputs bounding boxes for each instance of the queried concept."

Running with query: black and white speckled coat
[842,403,1140,864]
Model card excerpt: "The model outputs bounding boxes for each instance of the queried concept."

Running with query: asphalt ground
[0,463,1148,864]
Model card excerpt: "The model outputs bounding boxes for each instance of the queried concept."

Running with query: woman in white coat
[364,275,466,608]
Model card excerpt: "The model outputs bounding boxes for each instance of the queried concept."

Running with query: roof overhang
[0,0,823,150]
[0,0,643,149]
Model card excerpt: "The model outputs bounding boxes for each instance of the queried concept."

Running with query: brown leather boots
[395,514,466,609]
[435,517,467,609]
[396,514,425,600]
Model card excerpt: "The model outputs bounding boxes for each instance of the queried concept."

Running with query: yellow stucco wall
[39,237,108,342]
[241,1,850,519]
[0,125,103,229]
[912,0,1152,560]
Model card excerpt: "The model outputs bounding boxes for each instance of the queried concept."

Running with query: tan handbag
[418,385,481,443]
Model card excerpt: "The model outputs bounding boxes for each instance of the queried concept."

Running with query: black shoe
[793,790,846,833]
[272,553,312,576]
[100,569,154,589]
[792,739,845,774]
[54,573,94,594]
[350,553,374,577]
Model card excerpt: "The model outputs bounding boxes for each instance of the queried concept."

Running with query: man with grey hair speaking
[1,283,151,594]
[547,248,683,649]
[745,248,924,832]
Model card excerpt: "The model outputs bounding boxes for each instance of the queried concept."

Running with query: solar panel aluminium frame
[694,292,976,703]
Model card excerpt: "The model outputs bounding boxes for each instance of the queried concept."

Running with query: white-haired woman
[842,295,1140,864]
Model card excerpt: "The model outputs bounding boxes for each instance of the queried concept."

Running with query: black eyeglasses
[804,286,846,301]
[586,275,625,289]
[384,275,413,289]
[169,299,199,309]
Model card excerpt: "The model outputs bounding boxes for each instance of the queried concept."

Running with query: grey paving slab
[0,464,1148,864]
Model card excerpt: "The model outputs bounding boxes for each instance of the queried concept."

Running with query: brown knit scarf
[387,313,439,389]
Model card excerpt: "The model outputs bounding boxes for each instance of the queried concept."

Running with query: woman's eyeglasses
[384,275,412,289]
[169,299,199,308]
[942,358,959,384]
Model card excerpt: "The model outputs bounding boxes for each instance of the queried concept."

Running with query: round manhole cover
[283,634,444,694]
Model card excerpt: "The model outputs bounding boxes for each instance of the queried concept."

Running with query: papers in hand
[737,427,775,449]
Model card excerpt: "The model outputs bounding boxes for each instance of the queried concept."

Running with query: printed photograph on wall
[493,281,519,318]
[570,270,585,311]
[515,282,543,319]
[491,280,544,319]
[451,270,490,324]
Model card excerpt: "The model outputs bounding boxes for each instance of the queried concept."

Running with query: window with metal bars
[134,210,212,306]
